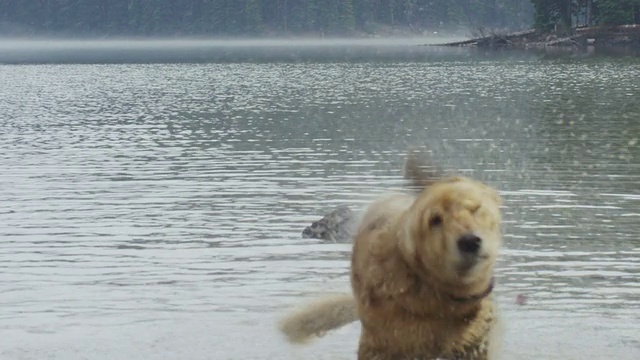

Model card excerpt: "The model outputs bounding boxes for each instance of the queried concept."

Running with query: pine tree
[244,0,263,34]
[340,0,356,32]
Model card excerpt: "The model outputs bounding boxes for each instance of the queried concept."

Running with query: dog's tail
[403,147,445,190]
[278,294,358,344]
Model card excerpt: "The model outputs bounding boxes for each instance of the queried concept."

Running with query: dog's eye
[428,214,443,228]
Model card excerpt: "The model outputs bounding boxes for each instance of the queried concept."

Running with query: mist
[0,36,486,64]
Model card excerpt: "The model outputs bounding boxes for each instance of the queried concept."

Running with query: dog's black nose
[457,234,482,254]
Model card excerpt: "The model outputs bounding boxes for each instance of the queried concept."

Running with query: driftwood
[432,29,536,48]
[431,24,640,49]
[576,24,640,35]
[544,35,582,47]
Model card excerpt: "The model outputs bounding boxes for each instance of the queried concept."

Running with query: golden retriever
[280,154,503,360]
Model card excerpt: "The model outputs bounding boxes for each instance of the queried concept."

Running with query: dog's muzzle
[457,233,482,255]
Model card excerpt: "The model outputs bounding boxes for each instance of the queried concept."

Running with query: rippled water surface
[1,46,639,359]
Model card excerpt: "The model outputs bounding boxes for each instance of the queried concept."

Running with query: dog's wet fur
[279,149,503,360]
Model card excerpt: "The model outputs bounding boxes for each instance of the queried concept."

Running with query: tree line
[1,1,637,37]
[0,0,534,36]
[532,0,640,31]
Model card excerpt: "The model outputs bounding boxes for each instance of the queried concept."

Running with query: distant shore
[2,26,639,65]
[431,25,640,52]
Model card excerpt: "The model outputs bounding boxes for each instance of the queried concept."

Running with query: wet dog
[280,151,503,360]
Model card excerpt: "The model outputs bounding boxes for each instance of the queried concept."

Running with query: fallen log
[545,35,582,47]
[430,29,537,48]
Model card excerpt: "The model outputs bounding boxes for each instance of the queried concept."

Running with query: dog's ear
[398,197,433,259]
[398,213,417,258]
[397,203,426,259]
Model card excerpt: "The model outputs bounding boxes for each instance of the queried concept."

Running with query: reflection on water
[0,57,639,359]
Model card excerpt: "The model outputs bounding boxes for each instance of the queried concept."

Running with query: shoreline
[430,25,640,52]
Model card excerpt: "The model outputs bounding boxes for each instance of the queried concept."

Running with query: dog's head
[400,177,502,289]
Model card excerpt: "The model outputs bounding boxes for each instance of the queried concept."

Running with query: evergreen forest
[0,1,638,37]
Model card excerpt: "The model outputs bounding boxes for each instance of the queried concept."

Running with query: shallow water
[1,45,639,359]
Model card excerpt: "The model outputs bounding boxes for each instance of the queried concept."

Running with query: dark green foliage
[531,0,561,31]
[596,0,640,26]
[532,0,640,31]
[0,0,535,36]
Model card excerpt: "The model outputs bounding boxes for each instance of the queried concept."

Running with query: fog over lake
[0,37,526,64]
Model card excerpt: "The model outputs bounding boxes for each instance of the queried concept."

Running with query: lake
[1,40,639,360]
